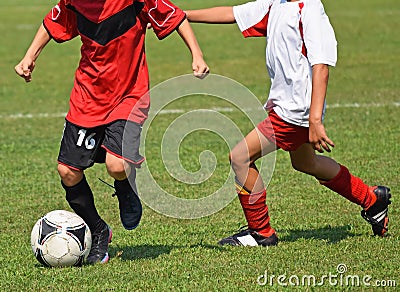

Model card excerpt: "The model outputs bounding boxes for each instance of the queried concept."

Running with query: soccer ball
[31,210,92,267]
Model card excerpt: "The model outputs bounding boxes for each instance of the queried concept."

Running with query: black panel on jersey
[67,2,145,46]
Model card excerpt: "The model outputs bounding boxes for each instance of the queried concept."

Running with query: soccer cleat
[113,190,142,230]
[218,228,278,247]
[86,224,112,264]
[361,186,391,236]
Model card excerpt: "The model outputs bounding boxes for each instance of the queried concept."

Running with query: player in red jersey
[186,0,391,246]
[15,0,209,264]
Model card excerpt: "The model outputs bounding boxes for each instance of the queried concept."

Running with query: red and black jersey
[43,0,186,127]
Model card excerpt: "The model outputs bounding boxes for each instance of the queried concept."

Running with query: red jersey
[43,0,185,127]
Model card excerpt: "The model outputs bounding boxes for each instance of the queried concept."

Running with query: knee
[290,159,301,172]
[106,158,130,180]
[229,151,237,170]
[57,164,83,186]
[228,152,233,165]
[229,150,248,172]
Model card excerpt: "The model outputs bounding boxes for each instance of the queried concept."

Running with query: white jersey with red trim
[233,0,337,127]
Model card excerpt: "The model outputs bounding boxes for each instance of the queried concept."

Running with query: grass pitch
[0,0,399,290]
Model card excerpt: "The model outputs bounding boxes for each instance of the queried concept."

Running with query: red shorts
[257,110,309,151]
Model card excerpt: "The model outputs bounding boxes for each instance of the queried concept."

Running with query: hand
[309,120,335,153]
[15,57,35,82]
[192,58,209,79]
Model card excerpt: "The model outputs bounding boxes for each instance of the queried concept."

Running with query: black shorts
[58,119,145,170]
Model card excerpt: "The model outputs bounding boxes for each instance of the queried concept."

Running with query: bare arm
[15,24,51,82]
[309,64,335,153]
[176,19,209,79]
[186,7,235,24]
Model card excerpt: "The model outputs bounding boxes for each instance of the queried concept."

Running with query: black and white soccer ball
[31,210,92,267]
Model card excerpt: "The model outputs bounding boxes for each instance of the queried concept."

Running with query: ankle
[364,187,377,210]
[258,227,275,238]
[93,219,107,233]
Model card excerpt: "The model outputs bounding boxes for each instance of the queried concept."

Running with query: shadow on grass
[107,225,354,261]
[109,243,225,261]
[280,225,357,244]
[108,245,173,260]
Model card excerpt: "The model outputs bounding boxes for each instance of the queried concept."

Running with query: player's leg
[58,165,108,232]
[58,121,111,264]
[219,127,278,246]
[289,143,340,181]
[230,128,277,193]
[289,143,391,236]
[105,153,142,230]
[103,120,144,230]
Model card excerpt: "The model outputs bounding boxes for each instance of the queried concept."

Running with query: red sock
[321,165,376,209]
[238,189,275,237]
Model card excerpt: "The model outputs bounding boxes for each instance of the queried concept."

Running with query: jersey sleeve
[301,0,337,67]
[233,0,273,38]
[43,0,78,43]
[142,0,186,40]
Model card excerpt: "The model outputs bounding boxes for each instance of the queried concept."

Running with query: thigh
[289,143,316,169]
[289,143,340,180]
[58,121,106,170]
[102,120,145,166]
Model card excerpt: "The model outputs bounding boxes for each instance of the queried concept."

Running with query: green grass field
[1,0,399,290]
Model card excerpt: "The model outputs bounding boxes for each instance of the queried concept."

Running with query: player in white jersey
[187,0,391,246]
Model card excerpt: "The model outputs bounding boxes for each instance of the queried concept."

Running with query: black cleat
[361,186,391,236]
[218,228,278,247]
[86,224,112,264]
[113,190,142,230]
